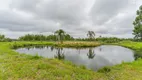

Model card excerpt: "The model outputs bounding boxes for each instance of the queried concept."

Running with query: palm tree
[87,31,95,40]
[54,29,66,44]
[87,48,95,59]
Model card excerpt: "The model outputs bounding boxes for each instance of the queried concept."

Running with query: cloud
[11,0,88,25]
[90,0,134,25]
[0,10,59,32]
[0,0,141,38]
[89,0,141,38]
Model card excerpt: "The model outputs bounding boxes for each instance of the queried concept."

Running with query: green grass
[0,41,142,80]
[55,41,101,47]
[105,41,142,80]
[106,59,142,80]
[0,41,106,80]
[118,41,142,50]
[10,41,101,49]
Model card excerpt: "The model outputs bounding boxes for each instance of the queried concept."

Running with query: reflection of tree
[54,48,65,60]
[87,48,95,59]
[50,46,54,51]
[77,48,81,54]
[26,47,31,50]
[35,45,44,49]
[46,46,49,49]
[134,50,142,60]
[99,47,102,51]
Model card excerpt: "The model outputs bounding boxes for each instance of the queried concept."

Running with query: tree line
[19,29,74,41]
[19,29,98,43]
[18,29,133,43]
[0,34,12,42]
[0,29,136,43]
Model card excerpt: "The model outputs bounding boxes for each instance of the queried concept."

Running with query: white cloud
[0,0,141,38]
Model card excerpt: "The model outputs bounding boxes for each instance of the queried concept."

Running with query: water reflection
[26,47,30,50]
[54,48,65,60]
[88,55,113,70]
[87,48,95,59]
[134,50,142,60]
[50,46,54,51]
[35,45,45,49]
[99,47,102,51]
[77,48,81,54]
[16,45,138,71]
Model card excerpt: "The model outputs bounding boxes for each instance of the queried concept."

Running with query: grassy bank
[104,41,142,80]
[11,41,101,49]
[117,41,142,50]
[0,41,142,80]
[0,41,105,80]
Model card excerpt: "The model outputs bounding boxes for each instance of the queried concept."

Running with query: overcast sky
[0,0,142,39]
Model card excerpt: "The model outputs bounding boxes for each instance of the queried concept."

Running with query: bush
[98,66,111,73]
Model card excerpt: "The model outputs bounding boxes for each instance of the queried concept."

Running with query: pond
[15,45,136,71]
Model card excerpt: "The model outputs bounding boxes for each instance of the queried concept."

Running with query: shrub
[98,66,111,73]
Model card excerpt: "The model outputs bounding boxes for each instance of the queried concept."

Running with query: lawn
[0,41,142,80]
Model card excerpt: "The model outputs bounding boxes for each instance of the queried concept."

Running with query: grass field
[0,41,142,80]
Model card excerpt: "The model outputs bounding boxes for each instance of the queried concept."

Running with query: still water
[16,45,135,71]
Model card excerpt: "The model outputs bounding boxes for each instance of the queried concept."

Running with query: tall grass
[0,41,142,79]
[55,41,101,47]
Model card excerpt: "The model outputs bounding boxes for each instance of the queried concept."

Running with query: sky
[0,0,142,39]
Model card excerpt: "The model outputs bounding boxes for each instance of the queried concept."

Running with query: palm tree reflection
[26,47,31,50]
[50,46,54,51]
[54,48,65,60]
[99,47,102,51]
[87,48,95,59]
[35,45,44,49]
[77,48,81,54]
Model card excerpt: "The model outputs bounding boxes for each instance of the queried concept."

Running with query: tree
[0,34,11,42]
[87,31,95,40]
[0,34,5,42]
[133,5,142,40]
[54,29,66,43]
[18,33,74,41]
